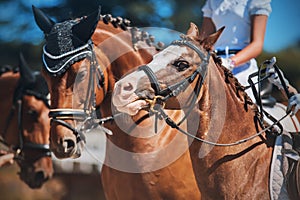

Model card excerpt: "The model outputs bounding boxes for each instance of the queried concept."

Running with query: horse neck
[92,22,185,153]
[189,59,261,149]
[93,21,158,114]
[92,21,157,78]
[187,60,273,198]
[0,71,19,140]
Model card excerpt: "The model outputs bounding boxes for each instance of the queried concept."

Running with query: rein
[155,105,289,146]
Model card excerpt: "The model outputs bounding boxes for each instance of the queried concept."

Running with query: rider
[199,0,300,116]
[0,150,14,167]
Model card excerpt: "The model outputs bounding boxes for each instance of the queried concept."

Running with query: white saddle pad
[263,103,300,132]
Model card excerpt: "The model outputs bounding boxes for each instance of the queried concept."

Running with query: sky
[264,0,300,52]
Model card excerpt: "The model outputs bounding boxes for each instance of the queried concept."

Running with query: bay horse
[112,23,300,199]
[33,6,201,199]
[0,54,53,188]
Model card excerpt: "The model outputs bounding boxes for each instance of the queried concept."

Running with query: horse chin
[19,168,48,189]
[115,99,148,116]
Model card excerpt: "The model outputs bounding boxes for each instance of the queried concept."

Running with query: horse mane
[211,53,259,114]
[100,14,165,51]
[101,14,131,31]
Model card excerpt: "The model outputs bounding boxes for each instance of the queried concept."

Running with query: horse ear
[32,5,55,34]
[19,53,36,85]
[186,22,200,38]
[72,6,101,43]
[201,26,225,51]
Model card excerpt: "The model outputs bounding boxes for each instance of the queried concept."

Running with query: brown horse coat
[33,7,201,199]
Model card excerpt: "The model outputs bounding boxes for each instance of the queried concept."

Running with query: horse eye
[172,60,190,71]
[27,109,38,119]
[77,70,87,81]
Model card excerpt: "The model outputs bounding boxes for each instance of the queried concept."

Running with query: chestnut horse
[33,6,201,199]
[0,54,53,188]
[112,23,300,199]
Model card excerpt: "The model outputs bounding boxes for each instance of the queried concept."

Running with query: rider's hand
[267,68,289,90]
[265,57,289,90]
[287,94,300,115]
[221,57,235,71]
[0,152,14,167]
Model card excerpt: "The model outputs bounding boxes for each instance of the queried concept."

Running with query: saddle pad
[263,103,300,133]
[270,135,290,200]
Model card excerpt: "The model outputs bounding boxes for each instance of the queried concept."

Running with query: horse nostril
[123,82,134,91]
[62,139,75,153]
[35,171,46,182]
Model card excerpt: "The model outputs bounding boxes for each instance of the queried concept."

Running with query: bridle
[45,40,106,143]
[137,39,290,146]
[138,39,210,131]
[0,79,52,163]
[139,39,210,101]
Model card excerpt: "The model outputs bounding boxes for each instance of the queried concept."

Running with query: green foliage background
[258,46,300,90]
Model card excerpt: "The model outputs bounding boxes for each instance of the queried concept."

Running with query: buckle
[145,95,166,113]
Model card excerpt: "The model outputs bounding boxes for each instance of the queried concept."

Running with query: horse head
[33,6,110,159]
[0,53,52,188]
[112,23,278,199]
[112,23,224,115]
[33,4,161,159]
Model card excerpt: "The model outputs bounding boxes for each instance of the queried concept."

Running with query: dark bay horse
[33,6,201,199]
[0,54,53,188]
[111,23,290,199]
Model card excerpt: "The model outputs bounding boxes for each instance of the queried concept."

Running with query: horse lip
[113,94,139,108]
[53,146,79,159]
[26,179,44,189]
[125,100,149,115]
[135,89,154,100]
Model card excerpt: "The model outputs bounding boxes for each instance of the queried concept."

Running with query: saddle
[248,62,300,199]
[259,80,300,198]
[286,133,300,200]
